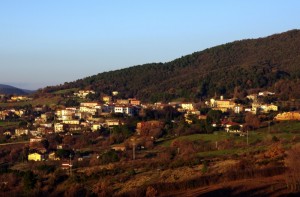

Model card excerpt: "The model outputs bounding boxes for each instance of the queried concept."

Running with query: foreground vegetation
[1,120,300,196]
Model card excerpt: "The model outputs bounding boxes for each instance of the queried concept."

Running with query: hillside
[0,84,34,95]
[42,29,300,102]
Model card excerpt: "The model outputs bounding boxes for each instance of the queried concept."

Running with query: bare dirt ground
[114,159,240,195]
[160,174,298,197]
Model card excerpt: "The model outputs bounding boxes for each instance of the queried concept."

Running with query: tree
[111,125,134,144]
[18,121,28,128]
[229,125,241,131]
[23,171,37,190]
[56,149,73,159]
[244,113,260,130]
[99,150,119,164]
[86,92,99,101]
[206,110,222,124]
[41,139,49,150]
[65,99,79,107]
[161,106,181,122]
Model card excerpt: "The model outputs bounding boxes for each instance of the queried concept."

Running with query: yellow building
[210,96,235,112]
[260,104,278,113]
[102,96,112,103]
[54,123,64,133]
[181,103,195,111]
[80,102,99,108]
[92,123,102,132]
[274,112,300,121]
[28,153,44,161]
[74,90,95,98]
[215,100,235,109]
[11,96,30,101]
[62,120,80,125]
[48,152,60,161]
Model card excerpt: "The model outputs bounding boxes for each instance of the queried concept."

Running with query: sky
[1,0,300,90]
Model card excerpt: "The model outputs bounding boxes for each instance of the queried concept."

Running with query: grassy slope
[53,88,79,95]
[0,121,20,128]
[0,96,61,108]
[160,121,300,157]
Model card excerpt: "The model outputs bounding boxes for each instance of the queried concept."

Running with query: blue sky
[1,0,300,90]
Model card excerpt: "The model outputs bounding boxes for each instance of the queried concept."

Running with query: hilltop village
[0,89,298,161]
[1,89,300,195]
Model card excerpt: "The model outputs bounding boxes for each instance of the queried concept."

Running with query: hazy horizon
[1,0,300,90]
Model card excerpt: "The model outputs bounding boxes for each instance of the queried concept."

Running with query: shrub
[127,169,136,176]
[201,160,208,174]
[146,186,158,197]
[37,164,56,174]
[272,136,279,142]
[22,171,37,190]
[99,150,120,164]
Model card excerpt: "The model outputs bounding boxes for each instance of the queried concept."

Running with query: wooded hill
[0,84,33,95]
[41,29,300,102]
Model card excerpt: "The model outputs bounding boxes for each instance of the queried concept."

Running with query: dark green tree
[23,171,37,190]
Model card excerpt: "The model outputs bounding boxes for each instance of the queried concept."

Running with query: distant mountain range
[41,29,300,102]
[0,84,35,95]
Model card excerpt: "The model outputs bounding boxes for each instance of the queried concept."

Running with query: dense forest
[41,30,300,102]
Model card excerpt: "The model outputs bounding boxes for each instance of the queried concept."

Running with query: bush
[37,164,56,174]
[127,169,136,176]
[272,136,279,142]
[144,152,157,159]
[100,150,120,164]
[22,171,37,190]
[201,160,208,174]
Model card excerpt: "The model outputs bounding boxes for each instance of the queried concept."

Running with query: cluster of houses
[3,89,300,164]
[8,95,32,102]
[207,91,278,114]
[0,109,25,120]
[0,90,293,138]
[73,90,95,98]
[27,137,66,162]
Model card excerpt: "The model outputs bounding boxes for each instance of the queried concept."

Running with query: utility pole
[110,128,112,144]
[69,154,72,176]
[131,137,137,160]
[247,130,249,146]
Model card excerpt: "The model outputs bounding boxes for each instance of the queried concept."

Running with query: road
[0,141,29,146]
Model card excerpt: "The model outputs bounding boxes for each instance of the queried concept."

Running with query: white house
[114,105,134,116]
[258,91,275,97]
[74,90,95,98]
